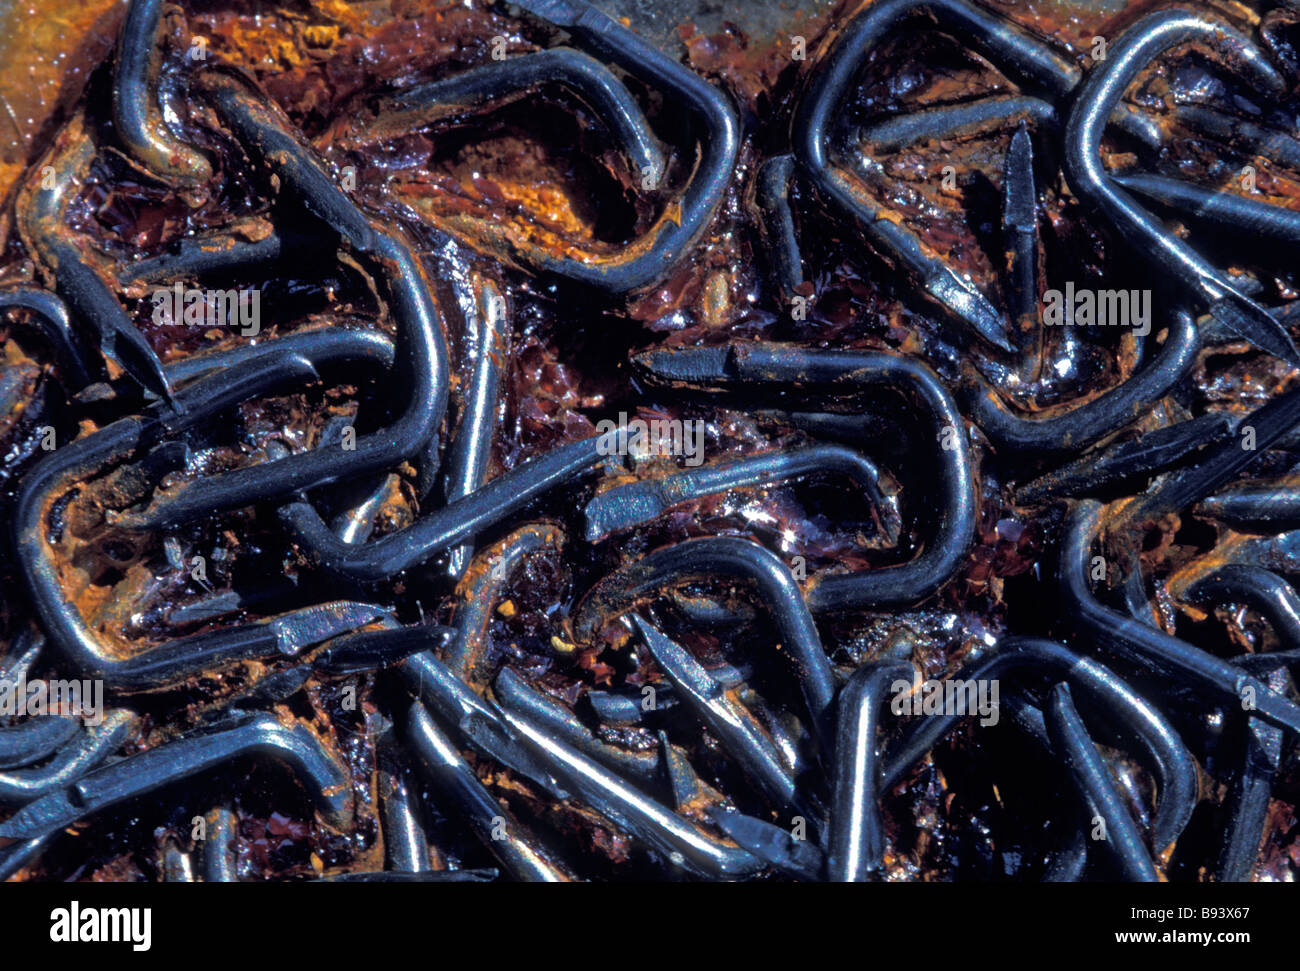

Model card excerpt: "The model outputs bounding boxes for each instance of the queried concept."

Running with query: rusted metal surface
[0,0,1298,883]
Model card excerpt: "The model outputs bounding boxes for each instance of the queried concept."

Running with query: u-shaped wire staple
[879,635,1197,855]
[1196,475,1300,529]
[497,699,765,878]
[792,0,1161,355]
[961,308,1202,454]
[1062,8,1300,367]
[279,427,619,582]
[583,443,890,542]
[1015,413,1232,504]
[1172,562,1297,880]
[397,650,572,802]
[379,0,739,295]
[0,718,80,771]
[1061,500,1300,736]
[404,701,574,882]
[1168,103,1300,171]
[1217,664,1288,882]
[0,711,139,806]
[0,287,96,390]
[1113,172,1300,246]
[0,712,352,842]
[1184,565,1300,654]
[574,535,836,753]
[445,524,564,685]
[827,658,915,882]
[958,106,1206,454]
[112,0,212,185]
[443,278,509,580]
[964,121,1201,449]
[632,616,814,821]
[107,236,447,532]
[15,111,175,403]
[631,341,978,612]
[860,94,1059,153]
[105,74,452,539]
[1126,382,1300,523]
[100,71,453,534]
[12,330,424,690]
[754,155,805,299]
[367,48,666,193]
[493,667,664,788]
[1044,682,1160,881]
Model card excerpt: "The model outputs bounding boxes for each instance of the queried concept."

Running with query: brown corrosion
[2,0,1299,883]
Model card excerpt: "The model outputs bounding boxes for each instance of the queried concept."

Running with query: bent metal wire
[1,0,1299,883]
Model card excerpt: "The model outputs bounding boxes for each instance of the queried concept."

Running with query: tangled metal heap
[1,0,1299,881]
